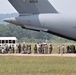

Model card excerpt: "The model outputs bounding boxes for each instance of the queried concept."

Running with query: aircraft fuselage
[4,14,76,41]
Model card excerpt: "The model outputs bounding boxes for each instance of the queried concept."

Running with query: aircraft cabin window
[29,0,38,3]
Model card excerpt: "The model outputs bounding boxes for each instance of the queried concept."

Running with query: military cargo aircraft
[4,0,76,41]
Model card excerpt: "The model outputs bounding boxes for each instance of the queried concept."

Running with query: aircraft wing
[8,0,58,14]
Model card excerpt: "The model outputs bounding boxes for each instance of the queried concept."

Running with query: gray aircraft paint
[4,0,76,41]
[39,14,76,38]
[8,0,58,14]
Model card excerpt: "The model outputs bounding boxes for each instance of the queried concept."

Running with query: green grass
[0,56,76,75]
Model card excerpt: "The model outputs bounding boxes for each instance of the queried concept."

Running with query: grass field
[0,56,76,75]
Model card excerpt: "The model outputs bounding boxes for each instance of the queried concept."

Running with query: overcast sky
[0,0,76,14]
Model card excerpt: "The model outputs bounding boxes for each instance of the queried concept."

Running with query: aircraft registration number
[29,0,38,3]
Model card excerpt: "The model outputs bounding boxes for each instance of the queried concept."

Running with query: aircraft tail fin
[8,0,58,14]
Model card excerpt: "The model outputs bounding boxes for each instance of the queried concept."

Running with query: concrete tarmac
[0,54,76,57]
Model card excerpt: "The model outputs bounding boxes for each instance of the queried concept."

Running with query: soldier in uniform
[15,45,18,53]
[38,45,40,54]
[5,45,9,53]
[34,44,37,54]
[42,45,44,54]
[39,45,43,54]
[22,44,25,53]
[12,45,15,53]
[28,45,31,54]
[49,44,53,54]
[29,45,31,54]
[18,44,21,53]
[73,45,75,53]
[57,45,61,54]
[45,45,48,54]
[69,45,73,53]
[62,45,65,54]
[66,45,70,53]
[9,45,12,54]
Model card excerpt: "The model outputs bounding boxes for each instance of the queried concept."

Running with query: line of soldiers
[0,44,15,54]
[15,44,31,54]
[0,43,54,54]
[34,44,53,54]
[66,45,76,53]
[57,44,76,54]
[0,43,76,54]
[0,44,31,54]
[57,45,65,54]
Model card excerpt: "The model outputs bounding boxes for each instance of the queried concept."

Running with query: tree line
[0,24,74,43]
